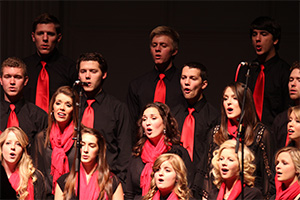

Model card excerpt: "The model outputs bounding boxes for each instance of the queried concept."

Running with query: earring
[163,129,166,134]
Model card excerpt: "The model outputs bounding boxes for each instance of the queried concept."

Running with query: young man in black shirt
[23,13,77,112]
[0,57,48,154]
[127,26,185,126]
[77,52,132,187]
[235,16,290,127]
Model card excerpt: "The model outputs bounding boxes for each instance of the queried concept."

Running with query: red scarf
[75,163,108,200]
[50,121,74,194]
[9,169,34,200]
[275,176,300,200]
[152,190,179,200]
[140,136,170,196]
[227,119,238,139]
[217,180,242,200]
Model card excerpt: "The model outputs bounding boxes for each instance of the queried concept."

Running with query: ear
[31,32,36,42]
[23,76,29,86]
[273,38,279,46]
[57,33,62,43]
[0,76,3,86]
[102,72,107,80]
[172,49,178,57]
[201,80,208,90]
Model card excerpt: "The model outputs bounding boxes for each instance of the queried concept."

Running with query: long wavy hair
[132,102,181,157]
[275,146,300,182]
[143,153,191,200]
[214,82,258,146]
[0,127,37,200]
[211,139,256,188]
[44,86,79,147]
[63,126,113,200]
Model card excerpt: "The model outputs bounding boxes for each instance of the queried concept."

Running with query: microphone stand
[235,67,250,200]
[72,84,84,200]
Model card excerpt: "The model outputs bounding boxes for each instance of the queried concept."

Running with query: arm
[112,183,124,200]
[54,184,64,200]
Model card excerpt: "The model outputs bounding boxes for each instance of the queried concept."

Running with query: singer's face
[218,148,239,182]
[81,133,99,167]
[150,35,177,66]
[287,111,300,142]
[251,29,278,58]
[180,66,207,105]
[223,87,241,120]
[78,61,107,94]
[276,152,298,187]
[289,68,300,100]
[53,93,73,128]
[0,66,28,102]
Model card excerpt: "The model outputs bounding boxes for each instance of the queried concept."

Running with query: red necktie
[81,99,95,128]
[7,104,19,128]
[35,61,49,113]
[253,64,265,121]
[180,108,195,161]
[153,74,166,103]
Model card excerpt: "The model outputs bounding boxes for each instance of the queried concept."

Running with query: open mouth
[184,88,191,93]
[58,112,66,117]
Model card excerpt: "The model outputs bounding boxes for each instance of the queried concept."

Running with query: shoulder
[57,173,70,190]
[24,101,48,115]
[129,70,156,85]
[244,186,263,199]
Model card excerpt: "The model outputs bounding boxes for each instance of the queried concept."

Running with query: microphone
[73,80,88,87]
[240,61,260,67]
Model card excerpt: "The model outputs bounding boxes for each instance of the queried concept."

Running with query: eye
[55,102,61,106]
[66,103,72,108]
[16,142,22,147]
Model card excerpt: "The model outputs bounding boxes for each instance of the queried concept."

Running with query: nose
[42,33,48,41]
[184,78,190,85]
[155,45,161,51]
[82,144,88,153]
[255,33,261,41]
[10,77,16,85]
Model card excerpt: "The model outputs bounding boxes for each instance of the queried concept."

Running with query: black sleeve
[34,169,46,200]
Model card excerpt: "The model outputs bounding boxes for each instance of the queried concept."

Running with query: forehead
[160,160,173,168]
[220,148,235,156]
[79,60,101,70]
[2,66,25,76]
[290,68,300,77]
[5,131,18,141]
[152,35,173,44]
[143,107,160,116]
[252,29,270,34]
[55,93,72,103]
[277,151,293,162]
[82,133,98,143]
[35,23,57,33]
[224,87,235,95]
[182,66,201,76]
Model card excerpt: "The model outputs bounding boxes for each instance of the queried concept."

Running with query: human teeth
[58,113,65,116]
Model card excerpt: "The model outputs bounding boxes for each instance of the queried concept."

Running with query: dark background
[1,1,299,109]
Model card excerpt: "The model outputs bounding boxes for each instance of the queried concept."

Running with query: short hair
[182,62,208,82]
[211,139,256,188]
[250,16,281,50]
[76,52,108,74]
[1,56,27,77]
[32,13,61,34]
[150,25,180,51]
[290,61,300,72]
[275,146,300,181]
[144,153,191,200]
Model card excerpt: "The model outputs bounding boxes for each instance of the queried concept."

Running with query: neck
[4,94,21,103]
[257,49,276,63]
[57,121,70,133]
[187,93,203,106]
[2,160,16,178]
[294,139,300,149]
[294,99,300,106]
[82,162,97,176]
[155,60,173,72]
[224,178,239,196]
[85,88,102,99]
[149,134,163,146]
[228,118,239,126]
[283,176,299,190]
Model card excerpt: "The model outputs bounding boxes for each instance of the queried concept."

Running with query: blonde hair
[0,127,37,200]
[211,140,256,188]
[275,146,300,181]
[143,153,191,200]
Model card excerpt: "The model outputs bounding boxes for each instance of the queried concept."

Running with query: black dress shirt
[80,90,133,185]
[236,54,291,127]
[172,96,220,165]
[23,48,77,104]
[127,65,185,124]
[124,145,195,200]
[0,98,48,153]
